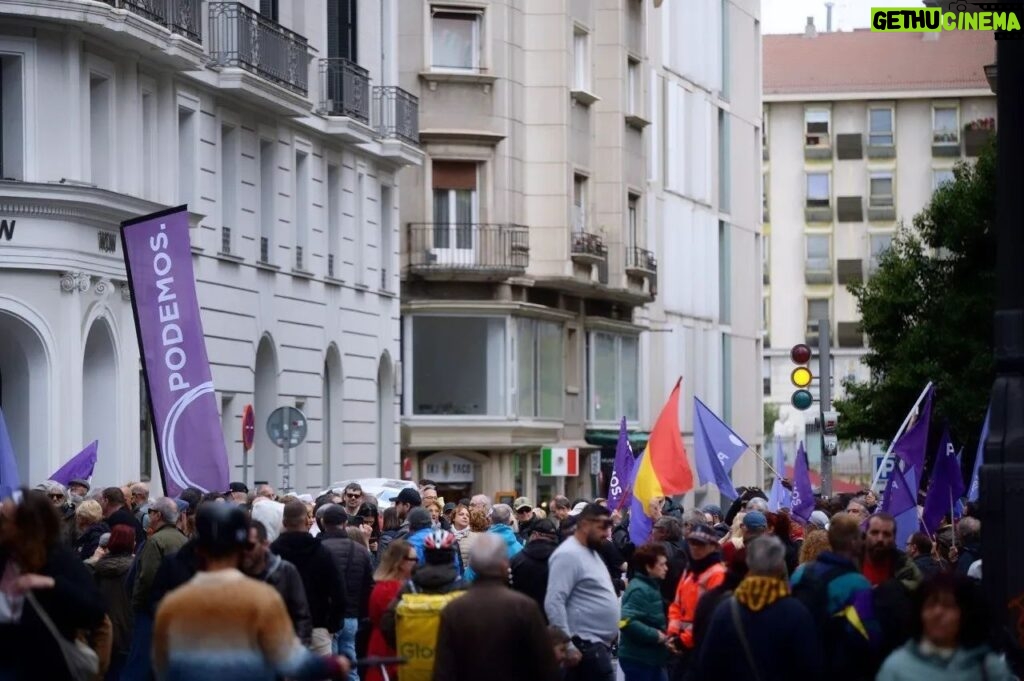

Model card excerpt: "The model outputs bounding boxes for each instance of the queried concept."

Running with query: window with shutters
[432,160,478,261]
[804,109,830,147]
[806,172,830,208]
[869,172,894,208]
[327,0,358,62]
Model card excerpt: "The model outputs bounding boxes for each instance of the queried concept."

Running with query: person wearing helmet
[379,527,466,649]
[153,504,352,680]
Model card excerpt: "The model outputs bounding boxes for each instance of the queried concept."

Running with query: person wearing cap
[68,478,90,499]
[227,482,249,505]
[153,504,352,680]
[510,518,560,617]
[545,503,619,681]
[666,523,725,661]
[392,487,421,523]
[513,497,537,542]
[742,510,769,543]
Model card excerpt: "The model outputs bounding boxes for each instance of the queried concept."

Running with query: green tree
[835,141,996,452]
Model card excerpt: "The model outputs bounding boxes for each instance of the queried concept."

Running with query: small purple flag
[693,398,744,499]
[768,436,792,512]
[791,442,815,522]
[0,407,20,500]
[893,385,934,478]
[627,451,653,546]
[608,417,635,511]
[121,206,230,496]
[49,441,99,486]
[967,406,989,502]
[922,426,965,535]
[881,463,918,547]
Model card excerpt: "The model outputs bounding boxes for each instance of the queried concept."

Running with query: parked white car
[320,477,417,511]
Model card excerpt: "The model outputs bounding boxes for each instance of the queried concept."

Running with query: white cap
[809,510,830,530]
[568,501,589,516]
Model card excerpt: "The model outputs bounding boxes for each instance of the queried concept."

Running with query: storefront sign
[423,453,475,483]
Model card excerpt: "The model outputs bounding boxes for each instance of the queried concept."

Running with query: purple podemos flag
[121,206,229,497]
[791,442,815,522]
[922,426,965,535]
[608,417,635,511]
[50,441,99,486]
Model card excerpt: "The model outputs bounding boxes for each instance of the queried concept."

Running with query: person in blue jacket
[463,504,522,582]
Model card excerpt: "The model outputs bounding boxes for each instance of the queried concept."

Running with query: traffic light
[790,343,813,410]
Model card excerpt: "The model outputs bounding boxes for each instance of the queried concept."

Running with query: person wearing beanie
[154,504,352,680]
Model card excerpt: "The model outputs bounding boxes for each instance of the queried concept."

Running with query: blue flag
[768,437,792,512]
[881,464,918,547]
[0,407,20,500]
[791,442,815,522]
[922,426,966,535]
[967,406,988,502]
[50,441,99,487]
[608,417,635,511]
[693,397,746,499]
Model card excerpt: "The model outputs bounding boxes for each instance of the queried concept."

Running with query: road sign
[874,454,896,491]
[266,406,308,491]
[241,404,255,451]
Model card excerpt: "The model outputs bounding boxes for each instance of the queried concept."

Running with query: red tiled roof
[784,465,862,494]
[764,29,995,95]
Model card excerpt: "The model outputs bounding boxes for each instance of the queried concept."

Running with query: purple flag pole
[121,206,230,497]
[49,441,99,486]
[871,382,934,489]
[608,416,634,511]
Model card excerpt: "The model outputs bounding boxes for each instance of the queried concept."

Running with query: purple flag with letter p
[121,206,229,497]
[50,441,98,486]
[608,417,634,510]
[791,442,815,522]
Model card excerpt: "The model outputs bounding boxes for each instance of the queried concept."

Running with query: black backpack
[791,562,855,631]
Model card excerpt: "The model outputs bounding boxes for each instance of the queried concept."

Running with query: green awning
[585,429,651,449]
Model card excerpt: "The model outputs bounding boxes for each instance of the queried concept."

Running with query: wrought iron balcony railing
[208,2,311,96]
[319,58,371,124]
[407,223,529,275]
[625,246,657,275]
[101,0,202,43]
[570,231,607,262]
[373,86,419,146]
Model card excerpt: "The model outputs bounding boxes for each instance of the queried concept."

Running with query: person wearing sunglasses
[342,484,363,520]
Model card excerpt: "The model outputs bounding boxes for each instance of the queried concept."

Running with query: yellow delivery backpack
[395,585,465,681]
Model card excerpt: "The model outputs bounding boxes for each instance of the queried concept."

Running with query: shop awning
[585,429,651,449]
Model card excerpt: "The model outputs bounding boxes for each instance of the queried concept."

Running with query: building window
[327,0,358,62]
[806,234,830,273]
[517,319,564,419]
[627,194,639,247]
[141,89,156,198]
[718,109,730,213]
[0,55,24,181]
[220,125,238,255]
[573,174,587,232]
[932,105,959,144]
[807,298,830,337]
[380,185,394,291]
[327,164,340,277]
[573,27,590,91]
[806,172,830,208]
[720,0,730,100]
[587,332,639,422]
[870,233,893,271]
[933,168,955,190]
[762,234,770,281]
[354,172,365,284]
[294,150,309,270]
[719,221,731,324]
[259,139,275,263]
[139,364,153,479]
[722,334,732,423]
[762,171,769,219]
[259,0,278,21]
[432,160,478,260]
[431,8,481,72]
[869,172,894,208]
[804,109,830,147]
[761,107,768,154]
[626,57,640,116]
[176,105,196,205]
[91,75,113,188]
[762,357,771,396]
[868,106,894,146]
[412,316,506,416]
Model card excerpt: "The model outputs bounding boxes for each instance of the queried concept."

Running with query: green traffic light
[791,389,814,411]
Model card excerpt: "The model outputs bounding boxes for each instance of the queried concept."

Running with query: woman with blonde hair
[365,540,416,681]
[799,529,830,565]
[74,499,109,561]
[458,508,490,568]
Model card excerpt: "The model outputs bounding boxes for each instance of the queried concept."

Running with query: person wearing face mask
[877,573,1013,680]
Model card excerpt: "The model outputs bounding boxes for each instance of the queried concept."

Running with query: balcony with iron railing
[570,231,607,266]
[372,86,420,146]
[406,223,529,280]
[319,58,371,123]
[101,0,202,42]
[208,2,312,108]
[625,246,657,278]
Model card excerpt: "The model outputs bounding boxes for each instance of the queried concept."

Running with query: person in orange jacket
[667,523,726,651]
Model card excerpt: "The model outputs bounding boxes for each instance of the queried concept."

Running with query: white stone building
[762,23,995,479]
[0,0,421,493]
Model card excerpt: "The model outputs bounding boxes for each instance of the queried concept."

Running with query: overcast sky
[762,0,922,34]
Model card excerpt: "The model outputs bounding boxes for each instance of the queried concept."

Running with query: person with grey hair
[463,504,523,582]
[131,497,187,614]
[433,533,560,681]
[36,480,78,544]
[469,494,492,515]
[745,496,769,513]
[693,536,823,679]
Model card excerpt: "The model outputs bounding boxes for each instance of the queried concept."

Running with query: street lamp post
[981,32,1024,670]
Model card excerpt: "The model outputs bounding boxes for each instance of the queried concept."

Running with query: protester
[618,542,673,681]
[799,528,831,565]
[464,504,520,581]
[510,518,559,616]
[952,517,981,576]
[365,540,416,681]
[458,508,489,568]
[434,533,559,681]
[906,532,944,579]
[667,522,726,663]
[90,524,136,679]
[74,498,109,561]
[319,504,374,679]
[241,519,312,646]
[863,512,922,590]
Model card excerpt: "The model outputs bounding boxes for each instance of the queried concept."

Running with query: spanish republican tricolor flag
[628,378,693,546]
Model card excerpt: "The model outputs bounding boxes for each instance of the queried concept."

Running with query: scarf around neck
[734,575,790,612]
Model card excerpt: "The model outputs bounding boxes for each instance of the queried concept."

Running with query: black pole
[981,23,1024,671]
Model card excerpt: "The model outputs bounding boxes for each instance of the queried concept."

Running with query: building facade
[0,0,420,493]
[398,0,763,505]
[762,24,995,480]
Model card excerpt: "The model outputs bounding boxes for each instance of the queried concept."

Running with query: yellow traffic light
[791,366,813,388]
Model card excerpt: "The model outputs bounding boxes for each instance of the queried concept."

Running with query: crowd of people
[0,475,1015,681]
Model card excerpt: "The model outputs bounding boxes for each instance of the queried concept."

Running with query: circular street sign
[241,404,255,451]
[791,389,814,411]
[790,343,812,364]
[266,406,308,449]
[791,366,813,388]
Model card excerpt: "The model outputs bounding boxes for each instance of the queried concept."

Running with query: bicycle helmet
[424,528,457,550]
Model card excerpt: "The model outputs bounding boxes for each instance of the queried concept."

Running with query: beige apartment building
[398,0,764,505]
[762,23,995,478]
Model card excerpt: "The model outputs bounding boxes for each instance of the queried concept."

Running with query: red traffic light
[790,343,812,364]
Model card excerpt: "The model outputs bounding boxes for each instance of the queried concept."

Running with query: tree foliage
[835,141,996,453]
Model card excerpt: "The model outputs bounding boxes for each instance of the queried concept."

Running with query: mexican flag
[541,447,578,477]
